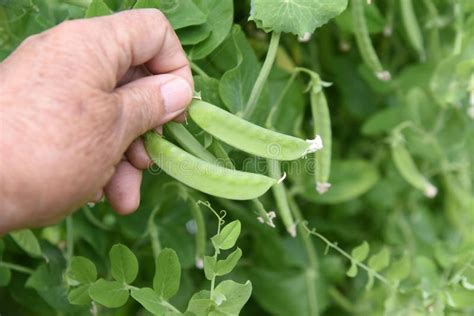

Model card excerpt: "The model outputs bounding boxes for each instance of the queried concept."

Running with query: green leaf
[250,0,348,37]
[177,25,211,45]
[346,262,357,278]
[68,284,91,305]
[85,0,113,18]
[351,241,370,262]
[0,266,11,286]
[218,25,262,114]
[386,255,411,283]
[131,287,175,315]
[188,0,234,60]
[110,244,139,284]
[153,248,181,300]
[216,248,242,276]
[368,247,390,272]
[9,229,42,258]
[211,220,241,250]
[186,290,213,315]
[133,0,207,30]
[66,256,97,286]
[89,279,129,308]
[213,280,252,315]
[203,255,216,281]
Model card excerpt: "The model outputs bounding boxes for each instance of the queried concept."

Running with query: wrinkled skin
[0,9,193,234]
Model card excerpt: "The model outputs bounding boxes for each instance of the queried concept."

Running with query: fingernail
[161,77,192,114]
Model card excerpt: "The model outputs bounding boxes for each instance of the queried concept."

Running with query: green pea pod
[391,143,437,198]
[144,132,276,200]
[400,0,425,61]
[164,122,220,165]
[352,0,390,81]
[188,197,206,269]
[189,100,322,161]
[311,86,332,194]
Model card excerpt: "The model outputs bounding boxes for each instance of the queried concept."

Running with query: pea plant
[1,0,474,315]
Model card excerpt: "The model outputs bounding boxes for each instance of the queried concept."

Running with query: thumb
[114,74,192,140]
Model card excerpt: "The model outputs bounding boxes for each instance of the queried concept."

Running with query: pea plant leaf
[85,0,113,18]
[203,255,216,281]
[213,280,252,315]
[110,244,139,284]
[9,229,42,258]
[216,248,242,276]
[88,279,129,308]
[133,0,207,30]
[352,241,370,262]
[250,0,348,37]
[186,290,213,315]
[67,284,91,305]
[218,25,262,114]
[65,256,97,286]
[386,255,411,283]
[211,220,241,250]
[187,0,234,60]
[131,287,173,315]
[368,247,390,272]
[347,241,370,277]
[153,248,181,300]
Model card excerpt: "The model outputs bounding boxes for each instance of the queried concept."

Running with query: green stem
[243,32,281,119]
[66,216,74,261]
[148,206,162,259]
[267,159,296,236]
[82,206,112,231]
[190,62,210,79]
[328,287,356,312]
[61,0,91,8]
[302,224,392,287]
[288,194,319,316]
[0,261,34,274]
[189,197,207,267]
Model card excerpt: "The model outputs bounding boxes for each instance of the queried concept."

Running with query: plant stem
[190,61,210,79]
[0,262,34,274]
[243,32,281,119]
[82,206,112,231]
[288,194,319,316]
[61,0,91,8]
[302,224,393,287]
[267,159,296,237]
[66,216,74,261]
[147,205,162,259]
[328,287,356,312]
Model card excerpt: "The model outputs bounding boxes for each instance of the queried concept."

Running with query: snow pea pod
[400,0,425,60]
[144,132,276,200]
[352,0,390,81]
[391,142,437,198]
[188,100,322,161]
[311,84,332,194]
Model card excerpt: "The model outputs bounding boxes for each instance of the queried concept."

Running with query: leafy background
[0,0,473,315]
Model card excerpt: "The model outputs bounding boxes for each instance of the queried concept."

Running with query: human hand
[0,9,193,233]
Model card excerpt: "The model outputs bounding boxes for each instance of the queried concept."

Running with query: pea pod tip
[316,182,331,194]
[424,184,438,198]
[304,135,324,156]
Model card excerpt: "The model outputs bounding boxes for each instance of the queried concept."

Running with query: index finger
[83,9,193,89]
